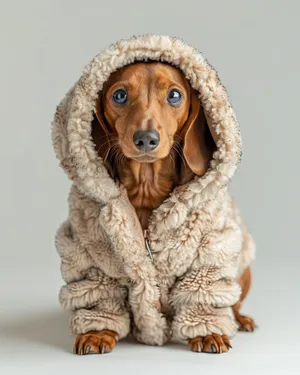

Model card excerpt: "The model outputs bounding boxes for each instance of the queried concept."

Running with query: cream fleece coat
[51,35,255,345]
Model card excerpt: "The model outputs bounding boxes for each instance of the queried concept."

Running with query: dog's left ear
[92,93,111,161]
[92,93,119,179]
[182,89,214,176]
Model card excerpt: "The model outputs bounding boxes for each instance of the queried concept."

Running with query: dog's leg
[232,267,256,332]
[73,330,118,355]
[188,267,256,353]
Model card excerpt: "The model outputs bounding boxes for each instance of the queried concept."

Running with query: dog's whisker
[93,132,118,141]
[115,149,123,167]
[117,153,126,168]
[168,151,176,168]
[172,142,187,167]
[96,138,118,152]
[108,145,122,166]
[174,133,183,144]
[104,143,119,164]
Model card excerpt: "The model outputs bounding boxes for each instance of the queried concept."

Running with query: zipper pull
[144,229,154,263]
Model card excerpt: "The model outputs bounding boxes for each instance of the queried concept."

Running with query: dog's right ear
[181,89,214,176]
[91,93,111,162]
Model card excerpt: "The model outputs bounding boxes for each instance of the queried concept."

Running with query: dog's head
[92,61,215,176]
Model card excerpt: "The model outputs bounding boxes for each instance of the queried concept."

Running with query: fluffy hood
[52,34,242,206]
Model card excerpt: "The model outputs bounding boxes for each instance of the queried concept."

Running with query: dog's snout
[133,130,160,151]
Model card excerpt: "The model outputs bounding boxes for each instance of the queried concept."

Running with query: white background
[0,1,299,374]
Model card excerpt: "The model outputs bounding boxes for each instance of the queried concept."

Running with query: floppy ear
[182,89,214,176]
[91,93,111,162]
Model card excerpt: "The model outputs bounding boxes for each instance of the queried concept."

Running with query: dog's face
[98,62,191,162]
[94,61,214,175]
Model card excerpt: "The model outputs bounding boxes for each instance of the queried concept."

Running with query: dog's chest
[118,160,177,229]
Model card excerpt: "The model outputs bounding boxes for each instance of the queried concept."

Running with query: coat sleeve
[54,188,131,339]
[170,211,243,340]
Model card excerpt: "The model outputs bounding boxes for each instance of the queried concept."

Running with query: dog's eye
[167,89,182,105]
[112,89,128,104]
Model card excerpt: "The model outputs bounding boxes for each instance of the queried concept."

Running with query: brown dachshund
[74,62,255,354]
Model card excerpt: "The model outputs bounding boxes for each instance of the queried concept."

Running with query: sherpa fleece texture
[51,35,255,345]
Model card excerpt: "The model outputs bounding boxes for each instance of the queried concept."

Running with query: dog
[73,61,256,354]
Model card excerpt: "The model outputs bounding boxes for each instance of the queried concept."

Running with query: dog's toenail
[211,344,217,353]
[101,345,105,354]
[197,343,201,352]
[86,345,91,353]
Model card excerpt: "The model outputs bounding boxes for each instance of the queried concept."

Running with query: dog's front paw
[188,334,232,354]
[73,330,118,355]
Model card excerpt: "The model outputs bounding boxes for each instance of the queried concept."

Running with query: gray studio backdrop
[0,1,299,374]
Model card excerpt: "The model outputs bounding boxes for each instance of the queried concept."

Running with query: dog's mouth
[122,146,173,163]
[130,154,157,163]
[119,142,161,163]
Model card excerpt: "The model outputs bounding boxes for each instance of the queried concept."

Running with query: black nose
[133,130,160,151]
